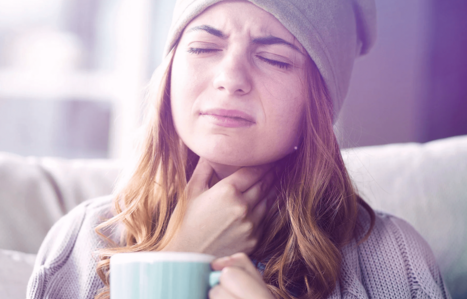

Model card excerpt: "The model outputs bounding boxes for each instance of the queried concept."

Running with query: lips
[200,109,256,128]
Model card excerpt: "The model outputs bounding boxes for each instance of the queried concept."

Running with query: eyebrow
[187,25,304,54]
[252,36,302,53]
[188,25,226,38]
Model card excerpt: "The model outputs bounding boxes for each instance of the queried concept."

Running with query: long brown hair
[94,45,375,299]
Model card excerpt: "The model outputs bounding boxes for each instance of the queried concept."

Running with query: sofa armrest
[0,152,121,253]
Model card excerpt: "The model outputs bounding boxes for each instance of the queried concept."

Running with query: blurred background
[0,0,466,159]
[336,0,467,149]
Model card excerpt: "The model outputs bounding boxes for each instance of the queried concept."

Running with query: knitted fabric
[27,196,451,299]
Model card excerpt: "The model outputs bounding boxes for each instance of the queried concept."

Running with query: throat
[208,162,242,182]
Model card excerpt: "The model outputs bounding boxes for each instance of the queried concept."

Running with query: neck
[207,161,242,181]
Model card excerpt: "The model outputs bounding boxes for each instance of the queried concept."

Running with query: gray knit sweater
[27,195,451,298]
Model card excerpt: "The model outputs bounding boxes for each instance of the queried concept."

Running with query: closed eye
[256,55,291,70]
[187,48,221,54]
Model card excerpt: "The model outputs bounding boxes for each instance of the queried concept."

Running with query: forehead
[183,0,304,48]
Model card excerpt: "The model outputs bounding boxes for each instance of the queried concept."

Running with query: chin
[191,145,290,168]
[183,134,294,167]
[195,148,256,167]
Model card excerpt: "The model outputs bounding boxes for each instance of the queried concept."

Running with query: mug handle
[209,271,222,287]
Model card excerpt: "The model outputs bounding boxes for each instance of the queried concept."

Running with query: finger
[209,285,239,299]
[187,157,214,197]
[221,163,274,193]
[218,266,271,299]
[242,170,276,209]
[212,253,263,281]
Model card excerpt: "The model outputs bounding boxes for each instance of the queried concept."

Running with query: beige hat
[163,0,377,121]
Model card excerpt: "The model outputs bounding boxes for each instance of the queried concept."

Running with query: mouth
[200,109,256,128]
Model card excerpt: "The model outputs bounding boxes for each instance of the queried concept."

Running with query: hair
[94,42,375,299]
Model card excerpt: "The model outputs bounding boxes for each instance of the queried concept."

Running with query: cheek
[170,54,205,134]
[266,100,305,149]
[260,79,306,144]
[170,58,194,143]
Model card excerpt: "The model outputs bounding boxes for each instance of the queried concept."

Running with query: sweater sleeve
[26,203,87,299]
[26,196,112,299]
[356,211,451,299]
[385,214,451,299]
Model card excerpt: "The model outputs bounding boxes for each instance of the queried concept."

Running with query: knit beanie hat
[163,0,377,121]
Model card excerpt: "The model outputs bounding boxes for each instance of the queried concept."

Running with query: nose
[212,52,252,96]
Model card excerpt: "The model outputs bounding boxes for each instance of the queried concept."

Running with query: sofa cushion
[342,135,467,298]
[0,153,121,253]
[0,249,36,299]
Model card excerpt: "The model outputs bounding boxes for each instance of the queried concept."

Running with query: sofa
[1,135,466,299]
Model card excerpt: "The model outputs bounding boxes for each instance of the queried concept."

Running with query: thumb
[187,157,214,197]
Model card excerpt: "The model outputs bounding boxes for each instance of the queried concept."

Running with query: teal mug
[110,252,221,299]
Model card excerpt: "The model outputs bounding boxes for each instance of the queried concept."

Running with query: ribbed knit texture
[27,196,451,299]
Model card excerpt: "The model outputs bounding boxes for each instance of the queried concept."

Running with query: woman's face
[171,0,308,167]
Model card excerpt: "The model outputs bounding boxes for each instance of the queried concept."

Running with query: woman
[27,0,450,298]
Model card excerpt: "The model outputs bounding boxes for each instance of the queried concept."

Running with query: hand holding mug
[209,252,276,299]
